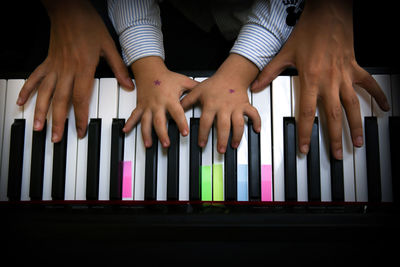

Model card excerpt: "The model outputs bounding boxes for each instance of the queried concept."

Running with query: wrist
[214,53,259,88]
[131,56,168,81]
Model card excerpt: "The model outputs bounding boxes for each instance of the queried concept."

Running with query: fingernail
[384,101,390,111]
[355,136,363,147]
[218,146,226,154]
[144,140,151,147]
[301,144,309,154]
[335,148,343,160]
[51,132,59,143]
[199,141,205,147]
[163,141,169,147]
[77,127,85,138]
[16,97,23,106]
[232,142,239,149]
[182,129,188,136]
[33,120,41,131]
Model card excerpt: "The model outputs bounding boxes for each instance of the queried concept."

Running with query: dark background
[0,0,399,78]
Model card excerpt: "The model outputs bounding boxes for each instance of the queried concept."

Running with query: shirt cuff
[230,23,282,71]
[119,24,165,66]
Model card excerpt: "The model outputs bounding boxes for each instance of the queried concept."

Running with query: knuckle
[328,105,342,121]
[301,106,316,119]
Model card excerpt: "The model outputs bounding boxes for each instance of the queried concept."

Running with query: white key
[271,76,292,201]
[353,85,371,202]
[157,138,168,201]
[193,89,213,201]
[0,80,6,184]
[372,75,392,202]
[1,79,24,201]
[42,103,53,200]
[98,78,119,200]
[21,87,35,200]
[134,123,146,200]
[391,74,400,116]
[75,79,99,200]
[64,102,78,200]
[119,80,136,200]
[252,85,273,202]
[317,99,332,201]
[291,76,308,201]
[342,106,355,202]
[237,122,248,201]
[179,106,192,201]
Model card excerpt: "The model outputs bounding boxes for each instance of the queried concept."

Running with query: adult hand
[17,0,134,142]
[251,0,390,160]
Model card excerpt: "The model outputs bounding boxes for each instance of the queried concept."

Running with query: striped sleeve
[230,0,304,71]
[108,0,164,66]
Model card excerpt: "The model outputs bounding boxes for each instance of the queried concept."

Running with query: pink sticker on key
[261,164,272,201]
[122,161,132,199]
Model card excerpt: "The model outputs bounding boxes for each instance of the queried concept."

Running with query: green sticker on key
[213,164,223,201]
[201,165,212,201]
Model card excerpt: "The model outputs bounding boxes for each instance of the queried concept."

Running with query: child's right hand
[126,56,198,148]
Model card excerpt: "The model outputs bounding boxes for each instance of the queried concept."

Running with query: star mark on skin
[154,80,161,86]
[229,89,235,93]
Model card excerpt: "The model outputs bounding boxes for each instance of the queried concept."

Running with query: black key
[330,155,344,202]
[284,117,297,201]
[145,127,158,200]
[51,120,68,200]
[389,116,400,203]
[110,119,125,200]
[189,118,201,201]
[167,119,179,201]
[248,120,261,201]
[224,129,237,201]
[365,117,381,203]
[7,119,25,201]
[86,119,101,200]
[29,120,47,200]
[307,117,321,201]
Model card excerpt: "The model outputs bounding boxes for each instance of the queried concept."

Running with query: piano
[1,0,400,265]
[1,69,400,264]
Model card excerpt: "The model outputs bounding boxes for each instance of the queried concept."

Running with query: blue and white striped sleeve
[230,0,304,71]
[108,0,164,66]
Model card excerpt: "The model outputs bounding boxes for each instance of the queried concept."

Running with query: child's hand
[181,54,261,154]
[125,56,198,148]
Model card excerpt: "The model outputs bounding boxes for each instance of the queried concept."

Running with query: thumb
[251,49,294,92]
[102,39,135,91]
[180,88,201,111]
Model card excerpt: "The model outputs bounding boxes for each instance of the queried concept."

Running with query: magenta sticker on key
[122,161,132,199]
[261,164,272,201]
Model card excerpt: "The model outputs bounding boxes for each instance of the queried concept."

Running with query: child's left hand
[181,54,261,153]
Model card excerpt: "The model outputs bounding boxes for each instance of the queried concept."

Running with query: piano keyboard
[0,74,399,203]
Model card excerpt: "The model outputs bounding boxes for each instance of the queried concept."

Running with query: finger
[51,74,74,142]
[297,78,318,154]
[340,81,363,147]
[124,107,143,133]
[33,73,57,131]
[167,102,189,136]
[243,105,261,133]
[153,110,170,148]
[72,70,96,138]
[216,111,231,154]
[353,65,390,111]
[141,110,153,148]
[251,48,294,92]
[181,76,199,92]
[102,39,135,91]
[231,110,245,149]
[180,89,201,111]
[198,110,215,148]
[18,61,49,106]
[321,92,343,160]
